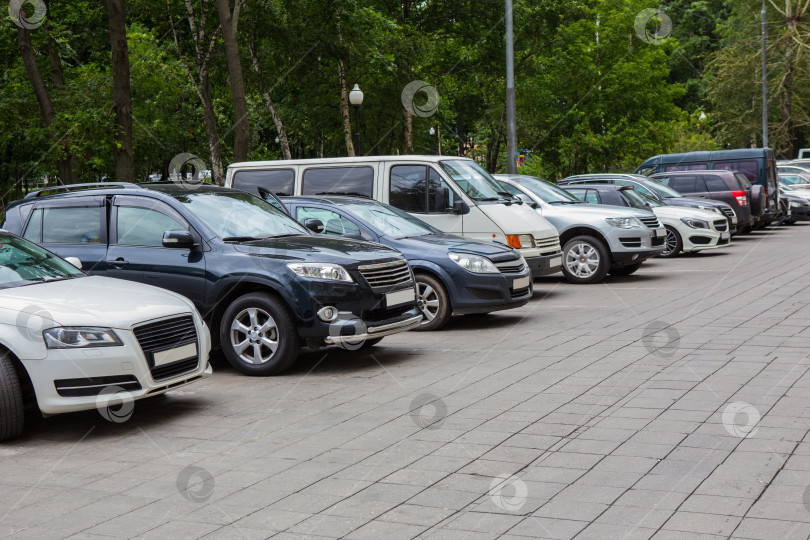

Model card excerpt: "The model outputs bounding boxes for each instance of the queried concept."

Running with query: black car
[2,183,422,376]
[778,186,810,225]
[279,196,533,331]
[559,174,738,234]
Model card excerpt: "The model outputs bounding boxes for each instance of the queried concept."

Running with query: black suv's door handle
[107,257,129,268]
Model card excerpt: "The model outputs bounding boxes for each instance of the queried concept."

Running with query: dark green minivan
[635,149,780,225]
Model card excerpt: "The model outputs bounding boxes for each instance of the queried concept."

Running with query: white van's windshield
[439,160,512,202]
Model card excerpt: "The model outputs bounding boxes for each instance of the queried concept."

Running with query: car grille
[713,220,728,232]
[362,304,413,321]
[467,287,503,301]
[720,207,735,219]
[639,216,661,228]
[358,260,413,291]
[133,315,199,381]
[495,258,525,274]
[535,236,562,254]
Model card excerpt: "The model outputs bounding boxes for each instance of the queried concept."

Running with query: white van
[225,156,562,277]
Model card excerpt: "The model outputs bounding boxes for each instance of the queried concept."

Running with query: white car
[0,231,212,440]
[652,205,731,258]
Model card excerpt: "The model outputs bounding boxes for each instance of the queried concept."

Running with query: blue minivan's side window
[714,160,757,183]
[302,167,373,198]
[665,163,707,172]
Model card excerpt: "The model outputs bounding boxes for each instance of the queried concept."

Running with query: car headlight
[287,263,353,282]
[790,201,801,208]
[698,206,720,214]
[448,252,499,274]
[605,217,642,229]
[680,217,709,229]
[43,327,123,349]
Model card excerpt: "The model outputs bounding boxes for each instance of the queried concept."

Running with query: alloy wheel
[662,229,678,256]
[417,282,441,324]
[565,243,600,278]
[230,307,279,364]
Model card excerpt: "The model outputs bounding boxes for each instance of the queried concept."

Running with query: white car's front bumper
[681,220,731,253]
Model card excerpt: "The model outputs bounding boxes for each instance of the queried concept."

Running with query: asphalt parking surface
[3,224,810,539]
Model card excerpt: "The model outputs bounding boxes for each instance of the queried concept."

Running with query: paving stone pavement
[2,224,810,539]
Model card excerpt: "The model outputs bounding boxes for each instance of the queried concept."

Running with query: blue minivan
[635,148,780,224]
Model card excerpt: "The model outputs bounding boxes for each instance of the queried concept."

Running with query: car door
[106,195,207,312]
[23,196,109,273]
[387,163,464,234]
[668,175,704,197]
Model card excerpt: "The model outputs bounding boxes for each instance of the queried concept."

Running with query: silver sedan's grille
[358,260,413,290]
[639,216,661,228]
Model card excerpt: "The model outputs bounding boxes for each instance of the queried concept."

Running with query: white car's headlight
[43,327,123,349]
[681,217,710,229]
[605,217,642,229]
[449,253,499,274]
[287,263,353,282]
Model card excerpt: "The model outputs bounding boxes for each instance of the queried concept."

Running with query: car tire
[737,224,752,235]
[658,226,682,258]
[750,186,766,217]
[784,219,797,225]
[219,292,300,376]
[609,263,643,276]
[561,236,610,284]
[0,352,25,442]
[414,274,451,331]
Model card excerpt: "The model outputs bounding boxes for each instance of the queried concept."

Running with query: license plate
[549,256,562,267]
[513,276,531,290]
[153,342,197,367]
[386,288,415,308]
[721,232,730,240]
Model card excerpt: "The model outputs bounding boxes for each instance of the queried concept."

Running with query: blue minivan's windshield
[439,160,509,201]
[0,234,84,289]
[515,177,581,204]
[174,191,307,239]
[343,202,439,239]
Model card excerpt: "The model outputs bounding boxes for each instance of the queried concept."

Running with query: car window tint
[735,174,752,189]
[584,190,600,204]
[232,169,295,196]
[302,167,373,198]
[703,175,728,192]
[665,163,707,171]
[714,160,757,183]
[614,179,653,198]
[671,176,698,192]
[390,165,427,212]
[296,207,360,236]
[42,207,101,244]
[117,206,186,247]
[23,208,43,242]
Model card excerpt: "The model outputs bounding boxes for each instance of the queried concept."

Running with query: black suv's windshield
[342,202,439,239]
[516,177,581,204]
[173,191,308,239]
[0,234,84,290]
[439,160,509,201]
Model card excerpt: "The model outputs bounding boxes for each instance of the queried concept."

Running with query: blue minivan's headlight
[287,263,353,282]
[448,253,499,274]
[605,217,642,229]
[43,327,123,349]
[680,217,710,229]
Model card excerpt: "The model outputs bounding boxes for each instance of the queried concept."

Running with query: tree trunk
[781,18,797,156]
[338,58,355,157]
[402,108,414,154]
[199,68,225,183]
[100,0,134,182]
[248,40,291,159]
[214,0,250,162]
[317,131,324,158]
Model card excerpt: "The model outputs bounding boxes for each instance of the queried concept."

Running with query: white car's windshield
[342,202,439,239]
[439,160,512,201]
[0,234,84,290]
[173,191,308,240]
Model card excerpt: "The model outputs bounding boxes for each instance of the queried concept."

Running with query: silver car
[496,174,666,283]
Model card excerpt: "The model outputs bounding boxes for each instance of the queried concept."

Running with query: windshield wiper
[222,236,263,242]
[548,200,580,205]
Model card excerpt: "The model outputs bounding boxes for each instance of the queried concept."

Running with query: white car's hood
[653,206,721,221]
[0,276,196,329]
[478,203,558,238]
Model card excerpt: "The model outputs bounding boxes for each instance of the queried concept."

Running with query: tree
[214,0,250,162]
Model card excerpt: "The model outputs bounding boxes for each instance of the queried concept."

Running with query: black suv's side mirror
[162,230,195,249]
[453,199,470,215]
[304,218,324,233]
[433,187,450,212]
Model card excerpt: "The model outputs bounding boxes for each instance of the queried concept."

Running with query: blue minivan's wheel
[0,352,24,441]
[414,274,451,331]
[220,292,300,376]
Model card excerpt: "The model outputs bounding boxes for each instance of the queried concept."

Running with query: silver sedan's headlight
[43,327,123,349]
[448,253,499,274]
[605,217,642,229]
[287,263,353,282]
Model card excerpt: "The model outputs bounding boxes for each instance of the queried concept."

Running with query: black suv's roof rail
[24,182,142,199]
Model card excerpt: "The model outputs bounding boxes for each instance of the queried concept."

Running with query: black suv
[2,184,422,376]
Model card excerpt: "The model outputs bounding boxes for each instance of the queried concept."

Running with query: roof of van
[638,148,773,167]
[228,155,471,169]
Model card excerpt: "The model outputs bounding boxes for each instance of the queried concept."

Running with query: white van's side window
[302,167,374,198]
[389,165,456,214]
[232,169,295,197]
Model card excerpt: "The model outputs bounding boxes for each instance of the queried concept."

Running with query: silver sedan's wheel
[417,282,441,324]
[565,243,600,279]
[230,307,279,365]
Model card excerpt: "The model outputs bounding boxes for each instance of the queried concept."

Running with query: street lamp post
[349,84,364,155]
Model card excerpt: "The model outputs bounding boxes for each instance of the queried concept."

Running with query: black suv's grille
[358,260,413,290]
[713,220,728,232]
[639,216,661,228]
[133,316,199,381]
[720,207,735,219]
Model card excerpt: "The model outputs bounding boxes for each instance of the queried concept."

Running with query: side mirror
[64,257,82,270]
[304,218,324,233]
[433,187,449,212]
[452,199,470,215]
[162,230,195,249]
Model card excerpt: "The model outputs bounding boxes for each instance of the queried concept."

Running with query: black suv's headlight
[43,327,123,349]
[286,263,353,282]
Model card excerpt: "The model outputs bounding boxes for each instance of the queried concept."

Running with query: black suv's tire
[561,236,610,284]
[0,352,25,441]
[750,185,766,217]
[659,226,682,258]
[609,263,643,276]
[414,274,451,331]
[220,292,300,376]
